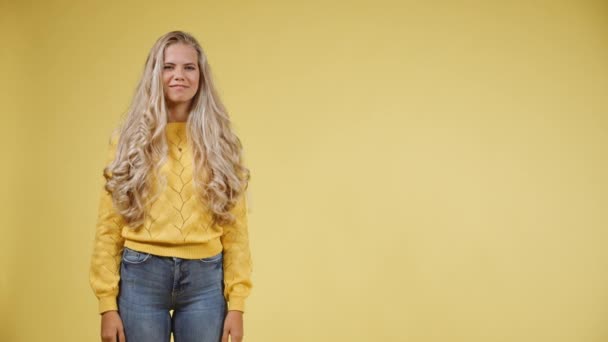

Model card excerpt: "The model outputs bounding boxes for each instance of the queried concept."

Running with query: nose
[173,68,185,80]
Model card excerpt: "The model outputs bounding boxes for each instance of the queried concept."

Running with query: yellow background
[1,0,607,341]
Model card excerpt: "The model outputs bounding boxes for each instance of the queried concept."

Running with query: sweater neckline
[166,121,187,131]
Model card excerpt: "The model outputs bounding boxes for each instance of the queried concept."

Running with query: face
[162,43,200,106]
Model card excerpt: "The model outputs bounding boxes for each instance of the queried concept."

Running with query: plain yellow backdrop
[1,0,607,341]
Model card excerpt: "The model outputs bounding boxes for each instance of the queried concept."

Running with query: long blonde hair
[103,30,250,229]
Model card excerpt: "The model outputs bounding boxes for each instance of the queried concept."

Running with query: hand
[221,310,244,342]
[100,310,126,342]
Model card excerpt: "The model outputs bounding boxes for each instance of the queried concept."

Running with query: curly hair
[102,30,250,229]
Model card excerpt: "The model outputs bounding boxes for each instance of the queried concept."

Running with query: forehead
[163,43,198,64]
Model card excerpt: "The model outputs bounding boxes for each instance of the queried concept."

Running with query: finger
[101,329,115,342]
[118,328,126,342]
[221,328,229,342]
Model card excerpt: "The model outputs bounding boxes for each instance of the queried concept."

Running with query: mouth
[170,85,188,88]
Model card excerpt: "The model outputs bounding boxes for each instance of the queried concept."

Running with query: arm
[220,190,254,313]
[88,134,126,315]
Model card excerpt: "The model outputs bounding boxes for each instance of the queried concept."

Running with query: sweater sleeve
[220,191,254,312]
[88,134,126,315]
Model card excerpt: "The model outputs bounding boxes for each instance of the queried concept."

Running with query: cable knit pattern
[88,121,253,314]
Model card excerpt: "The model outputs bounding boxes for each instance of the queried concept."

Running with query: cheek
[162,76,171,88]
[191,77,200,90]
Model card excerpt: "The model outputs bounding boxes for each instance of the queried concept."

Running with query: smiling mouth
[170,85,188,88]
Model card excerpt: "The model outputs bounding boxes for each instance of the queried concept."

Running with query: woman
[89,30,253,342]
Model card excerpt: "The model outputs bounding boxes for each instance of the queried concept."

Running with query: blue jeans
[118,246,227,342]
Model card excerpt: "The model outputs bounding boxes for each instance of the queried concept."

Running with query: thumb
[221,327,229,342]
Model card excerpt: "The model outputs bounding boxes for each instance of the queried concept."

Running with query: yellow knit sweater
[88,121,253,315]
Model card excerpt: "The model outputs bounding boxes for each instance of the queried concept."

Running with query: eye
[163,65,172,69]
[186,66,196,70]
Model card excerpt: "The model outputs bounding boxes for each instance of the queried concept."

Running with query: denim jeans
[117,246,227,342]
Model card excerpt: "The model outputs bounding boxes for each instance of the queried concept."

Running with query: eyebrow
[164,62,197,66]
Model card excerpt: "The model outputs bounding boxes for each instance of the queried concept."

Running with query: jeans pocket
[199,252,223,263]
[122,247,152,264]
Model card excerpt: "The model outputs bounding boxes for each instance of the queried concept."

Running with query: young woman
[89,31,253,342]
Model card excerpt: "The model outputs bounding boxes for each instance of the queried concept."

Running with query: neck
[167,101,191,122]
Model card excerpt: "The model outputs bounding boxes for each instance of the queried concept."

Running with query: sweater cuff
[227,296,246,313]
[99,296,118,315]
